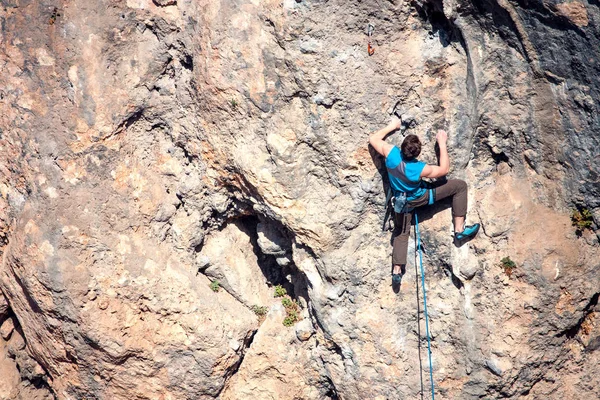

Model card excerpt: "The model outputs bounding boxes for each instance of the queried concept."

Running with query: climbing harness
[381,188,411,232]
[367,24,375,56]
[415,213,435,400]
[393,191,408,214]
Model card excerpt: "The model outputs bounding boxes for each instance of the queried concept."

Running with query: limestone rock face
[0,0,599,399]
[0,339,21,400]
[0,313,54,400]
[202,219,273,307]
[221,305,329,400]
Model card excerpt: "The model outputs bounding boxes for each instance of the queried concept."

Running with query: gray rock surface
[0,0,598,399]
[257,221,290,256]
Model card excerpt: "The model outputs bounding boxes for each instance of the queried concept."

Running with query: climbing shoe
[454,223,480,241]
[392,273,402,285]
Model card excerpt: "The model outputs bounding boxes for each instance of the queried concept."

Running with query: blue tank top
[385,146,426,201]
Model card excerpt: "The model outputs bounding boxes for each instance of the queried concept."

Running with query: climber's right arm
[421,130,450,178]
[369,118,402,157]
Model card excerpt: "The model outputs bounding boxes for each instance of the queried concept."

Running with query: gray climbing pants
[392,179,468,266]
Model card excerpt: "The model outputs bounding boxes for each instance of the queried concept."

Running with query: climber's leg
[391,192,430,274]
[430,179,468,233]
[432,179,479,240]
[392,211,412,279]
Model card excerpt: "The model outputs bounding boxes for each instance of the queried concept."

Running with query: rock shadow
[368,144,395,232]
[412,0,465,48]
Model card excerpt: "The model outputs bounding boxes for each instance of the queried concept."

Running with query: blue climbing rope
[415,213,435,400]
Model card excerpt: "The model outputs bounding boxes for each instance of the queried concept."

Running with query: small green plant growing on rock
[281,295,300,327]
[251,305,269,325]
[273,285,287,298]
[500,257,516,278]
[571,208,593,236]
[281,297,293,308]
[283,312,298,327]
[230,99,238,108]
[209,280,221,292]
[251,305,268,316]
[282,305,299,327]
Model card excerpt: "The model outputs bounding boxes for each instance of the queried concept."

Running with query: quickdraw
[367,24,375,56]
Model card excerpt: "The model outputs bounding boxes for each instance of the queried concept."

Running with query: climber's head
[401,134,421,160]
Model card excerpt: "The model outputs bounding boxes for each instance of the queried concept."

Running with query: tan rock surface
[556,1,589,27]
[0,317,14,341]
[0,293,8,318]
[221,305,326,400]
[202,220,273,307]
[0,339,20,400]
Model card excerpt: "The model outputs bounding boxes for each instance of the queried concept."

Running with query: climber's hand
[369,118,400,158]
[436,129,447,145]
[388,116,402,131]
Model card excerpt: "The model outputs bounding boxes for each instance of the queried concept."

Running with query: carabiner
[367,24,375,56]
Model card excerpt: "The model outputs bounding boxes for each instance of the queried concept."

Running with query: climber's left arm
[368,118,401,157]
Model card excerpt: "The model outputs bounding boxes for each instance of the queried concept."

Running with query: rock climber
[369,117,480,287]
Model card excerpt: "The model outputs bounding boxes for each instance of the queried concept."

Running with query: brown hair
[401,134,421,160]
